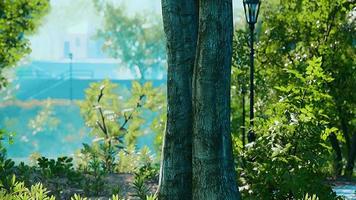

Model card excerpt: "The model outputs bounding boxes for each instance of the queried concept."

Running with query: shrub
[236,58,341,199]
[0,176,55,200]
[131,165,158,200]
[36,156,83,197]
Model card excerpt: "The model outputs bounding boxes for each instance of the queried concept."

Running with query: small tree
[78,80,164,172]
[93,1,166,80]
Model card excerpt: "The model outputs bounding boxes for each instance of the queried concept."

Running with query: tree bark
[337,106,355,177]
[338,106,351,156]
[192,0,240,199]
[329,133,342,176]
[345,133,356,177]
[158,1,198,199]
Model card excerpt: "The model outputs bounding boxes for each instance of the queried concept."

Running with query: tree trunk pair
[158,0,240,199]
[331,132,356,177]
[345,133,356,177]
[329,108,356,177]
[329,133,343,176]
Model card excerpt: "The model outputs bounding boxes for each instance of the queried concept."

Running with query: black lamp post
[243,0,261,142]
[241,84,246,150]
[69,53,73,101]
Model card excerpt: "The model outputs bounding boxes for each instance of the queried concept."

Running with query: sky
[29,0,245,60]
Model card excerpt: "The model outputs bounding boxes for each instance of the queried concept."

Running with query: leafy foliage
[82,150,106,196]
[0,129,14,157]
[238,57,340,199]
[0,157,15,191]
[93,1,166,79]
[301,194,319,200]
[0,0,49,89]
[78,80,164,173]
[0,176,55,200]
[36,156,82,197]
[132,165,158,200]
[0,176,128,200]
[37,156,79,180]
[257,0,355,177]
[0,129,16,191]
[116,146,156,173]
[28,100,60,135]
[71,194,88,200]
[75,80,163,196]
[232,0,355,199]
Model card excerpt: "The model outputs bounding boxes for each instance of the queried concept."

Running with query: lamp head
[243,0,261,25]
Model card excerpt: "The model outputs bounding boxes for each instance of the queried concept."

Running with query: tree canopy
[94,1,166,80]
[232,0,355,199]
[0,0,49,89]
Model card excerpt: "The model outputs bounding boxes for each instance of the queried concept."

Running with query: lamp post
[243,0,261,142]
[69,53,73,101]
[242,85,246,150]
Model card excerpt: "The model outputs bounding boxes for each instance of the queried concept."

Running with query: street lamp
[243,0,261,142]
[241,83,246,150]
[69,53,73,101]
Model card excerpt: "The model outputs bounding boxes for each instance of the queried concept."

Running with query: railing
[17,69,94,79]
[17,69,94,100]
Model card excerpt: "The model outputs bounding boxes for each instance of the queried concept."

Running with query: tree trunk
[338,107,351,158]
[338,106,354,177]
[345,133,356,177]
[192,0,240,199]
[158,1,198,199]
[329,133,342,176]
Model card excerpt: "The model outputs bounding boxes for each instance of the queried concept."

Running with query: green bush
[0,177,129,200]
[301,194,319,200]
[36,156,83,197]
[0,129,16,191]
[236,58,340,199]
[131,165,158,200]
[0,176,55,200]
[0,157,15,191]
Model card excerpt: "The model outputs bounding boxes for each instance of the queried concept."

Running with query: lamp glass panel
[248,3,258,23]
[243,0,260,24]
